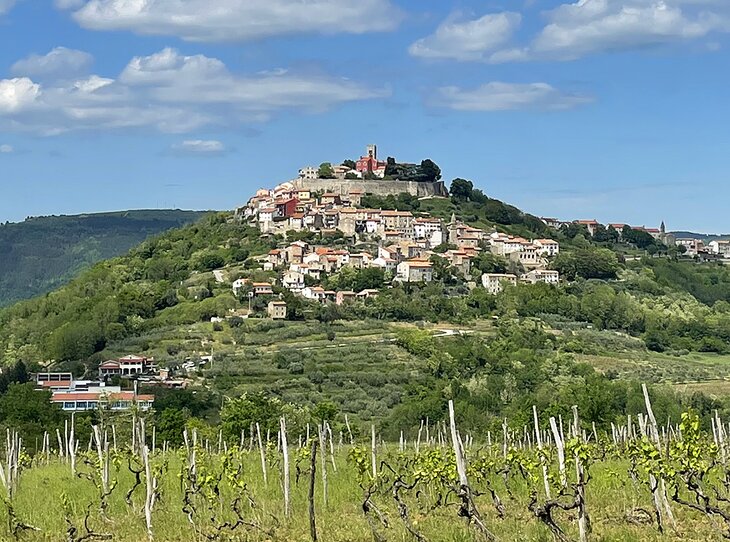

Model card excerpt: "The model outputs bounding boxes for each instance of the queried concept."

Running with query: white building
[534,239,560,257]
[282,270,305,291]
[522,270,560,285]
[708,240,730,256]
[396,259,433,282]
[298,166,318,180]
[481,273,517,295]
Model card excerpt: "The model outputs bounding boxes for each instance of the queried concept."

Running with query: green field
[4,420,730,541]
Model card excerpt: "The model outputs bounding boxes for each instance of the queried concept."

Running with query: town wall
[291,178,448,198]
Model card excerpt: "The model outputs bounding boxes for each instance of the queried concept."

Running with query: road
[213,270,225,283]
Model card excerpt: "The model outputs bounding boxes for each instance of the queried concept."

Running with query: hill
[672,230,730,241]
[1,183,730,434]
[0,209,210,307]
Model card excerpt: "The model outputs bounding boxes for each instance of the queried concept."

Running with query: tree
[419,159,442,182]
[0,383,64,445]
[220,392,283,439]
[450,178,473,201]
[312,401,339,423]
[318,162,335,179]
[196,252,225,271]
[341,159,356,170]
[553,248,620,280]
[157,408,188,447]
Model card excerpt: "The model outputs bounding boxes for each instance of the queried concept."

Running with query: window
[64,402,75,409]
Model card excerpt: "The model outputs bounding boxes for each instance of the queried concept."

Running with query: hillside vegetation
[1,187,730,435]
[0,209,209,307]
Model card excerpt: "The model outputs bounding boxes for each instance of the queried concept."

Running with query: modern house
[99,355,149,379]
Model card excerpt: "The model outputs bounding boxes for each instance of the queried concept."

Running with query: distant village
[33,145,727,413]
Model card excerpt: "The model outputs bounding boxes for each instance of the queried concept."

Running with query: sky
[0,0,729,232]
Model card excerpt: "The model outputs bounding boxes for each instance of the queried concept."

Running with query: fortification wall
[291,178,448,198]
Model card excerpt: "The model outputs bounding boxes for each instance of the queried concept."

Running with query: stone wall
[291,178,448,198]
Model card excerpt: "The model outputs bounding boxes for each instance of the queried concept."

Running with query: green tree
[220,392,283,439]
[318,162,335,179]
[419,159,442,182]
[450,178,474,201]
[341,159,356,170]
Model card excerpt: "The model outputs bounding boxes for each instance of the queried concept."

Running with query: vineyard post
[533,406,551,500]
[309,438,318,542]
[280,417,290,518]
[502,419,508,459]
[92,426,109,495]
[416,420,423,453]
[318,425,328,507]
[345,415,353,445]
[715,411,727,465]
[256,422,268,486]
[549,417,567,489]
[69,413,76,477]
[112,424,117,453]
[642,384,677,532]
[56,428,64,460]
[572,406,588,542]
[371,425,377,479]
[325,422,336,472]
[399,431,404,453]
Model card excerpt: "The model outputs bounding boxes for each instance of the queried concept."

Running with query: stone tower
[366,144,377,160]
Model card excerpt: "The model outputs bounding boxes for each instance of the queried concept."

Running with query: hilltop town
[9,150,730,418]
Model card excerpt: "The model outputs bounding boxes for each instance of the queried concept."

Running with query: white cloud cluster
[409,12,521,61]
[172,140,226,155]
[410,0,730,63]
[61,0,402,41]
[0,144,14,153]
[11,47,93,79]
[432,82,593,111]
[0,47,387,135]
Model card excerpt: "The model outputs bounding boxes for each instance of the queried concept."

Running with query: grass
[3,444,728,541]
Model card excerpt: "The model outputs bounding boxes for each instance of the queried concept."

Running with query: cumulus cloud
[431,82,593,111]
[409,12,521,61]
[531,0,730,59]
[0,47,388,135]
[410,1,730,63]
[172,139,226,155]
[11,47,94,79]
[62,0,402,42]
[0,144,13,153]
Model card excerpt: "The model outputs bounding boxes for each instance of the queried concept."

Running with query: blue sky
[1,0,729,232]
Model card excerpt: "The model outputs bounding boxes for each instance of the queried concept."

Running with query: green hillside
[0,209,210,307]
[1,187,730,435]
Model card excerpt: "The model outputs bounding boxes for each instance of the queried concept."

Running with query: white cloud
[11,47,94,79]
[172,139,226,155]
[1,48,388,135]
[0,144,13,153]
[0,0,15,15]
[412,1,730,63]
[531,0,730,59]
[64,0,402,42]
[0,78,42,113]
[409,12,521,61]
[432,82,593,111]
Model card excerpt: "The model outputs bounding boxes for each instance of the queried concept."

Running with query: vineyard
[3,391,730,541]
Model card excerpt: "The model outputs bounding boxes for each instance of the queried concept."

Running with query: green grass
[3,445,727,541]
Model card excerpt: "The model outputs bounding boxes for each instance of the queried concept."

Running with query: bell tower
[366,144,377,160]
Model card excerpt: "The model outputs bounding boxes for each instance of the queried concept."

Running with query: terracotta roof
[40,381,72,388]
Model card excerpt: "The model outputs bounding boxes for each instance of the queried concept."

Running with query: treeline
[0,213,272,365]
[0,210,208,307]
